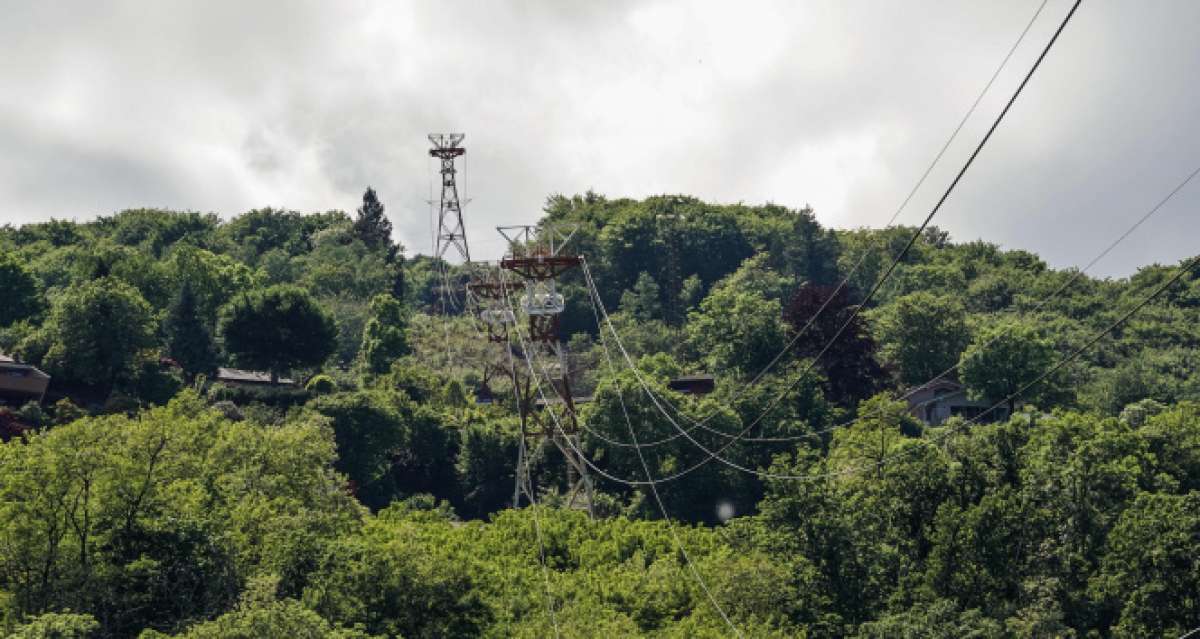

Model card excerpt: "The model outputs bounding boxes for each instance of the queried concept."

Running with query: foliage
[783,283,886,406]
[3,196,1200,636]
[0,251,43,327]
[38,277,157,391]
[219,285,337,382]
[686,285,786,377]
[959,319,1061,411]
[359,294,409,376]
[7,612,100,638]
[350,188,393,258]
[874,291,970,387]
[165,282,219,382]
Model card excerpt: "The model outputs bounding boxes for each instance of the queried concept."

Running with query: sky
[1,0,1197,277]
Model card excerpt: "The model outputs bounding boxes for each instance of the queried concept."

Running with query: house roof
[0,357,51,381]
[908,378,964,393]
[671,374,715,383]
[215,367,295,385]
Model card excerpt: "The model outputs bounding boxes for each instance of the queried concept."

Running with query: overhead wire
[557,243,1200,487]
[572,0,1053,440]
[589,162,1200,449]
[575,0,1084,458]
[500,320,562,638]
[498,273,744,637]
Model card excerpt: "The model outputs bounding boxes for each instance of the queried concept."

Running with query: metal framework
[498,224,593,515]
[429,133,470,263]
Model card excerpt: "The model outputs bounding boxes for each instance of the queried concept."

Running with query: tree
[351,188,393,256]
[165,282,219,382]
[1091,492,1200,638]
[359,294,409,376]
[305,390,456,509]
[41,278,156,392]
[619,271,662,321]
[783,284,886,407]
[0,252,42,327]
[959,320,1058,413]
[876,292,970,387]
[686,286,786,376]
[8,612,100,638]
[218,286,336,383]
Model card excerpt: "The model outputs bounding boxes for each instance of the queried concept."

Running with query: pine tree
[352,187,393,254]
[165,282,219,382]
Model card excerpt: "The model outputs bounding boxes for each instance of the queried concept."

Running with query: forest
[0,190,1198,638]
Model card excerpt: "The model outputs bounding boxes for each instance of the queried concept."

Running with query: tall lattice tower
[429,133,470,263]
[498,224,594,516]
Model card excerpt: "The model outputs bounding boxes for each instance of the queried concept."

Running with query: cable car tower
[498,224,593,515]
[430,134,470,264]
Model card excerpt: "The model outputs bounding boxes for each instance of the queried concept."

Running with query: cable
[601,162,1200,447]
[580,0,1084,454]
[557,247,1200,487]
[1178,625,1200,639]
[501,327,561,639]
[498,275,743,636]
[573,0,1053,438]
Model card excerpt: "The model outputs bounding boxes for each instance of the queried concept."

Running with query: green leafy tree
[165,281,219,382]
[219,286,337,383]
[359,294,409,376]
[686,287,786,376]
[305,390,456,509]
[41,278,156,392]
[0,252,42,327]
[619,271,663,321]
[1091,492,1200,638]
[876,292,970,387]
[146,599,379,639]
[8,612,100,639]
[303,508,490,638]
[959,320,1058,413]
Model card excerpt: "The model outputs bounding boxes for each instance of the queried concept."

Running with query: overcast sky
[1,0,1197,277]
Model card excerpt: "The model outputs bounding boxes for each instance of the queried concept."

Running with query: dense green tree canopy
[875,291,971,387]
[0,251,42,327]
[959,319,1059,412]
[1,195,1199,637]
[38,277,157,390]
[219,285,337,382]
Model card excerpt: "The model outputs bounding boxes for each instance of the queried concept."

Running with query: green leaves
[218,285,337,380]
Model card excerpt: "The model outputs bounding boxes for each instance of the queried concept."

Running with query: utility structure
[498,224,594,515]
[429,133,470,264]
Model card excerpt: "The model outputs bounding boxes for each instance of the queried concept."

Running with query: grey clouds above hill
[1,0,1198,276]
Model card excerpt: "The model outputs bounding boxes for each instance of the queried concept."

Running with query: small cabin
[214,367,296,388]
[906,379,1007,426]
[668,374,715,396]
[0,354,50,406]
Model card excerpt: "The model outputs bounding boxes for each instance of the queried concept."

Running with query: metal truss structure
[498,224,593,516]
[429,133,470,264]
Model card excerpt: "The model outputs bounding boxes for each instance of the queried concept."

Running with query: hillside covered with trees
[0,192,1198,637]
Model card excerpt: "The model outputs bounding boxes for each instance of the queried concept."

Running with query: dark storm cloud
[1,0,1196,276]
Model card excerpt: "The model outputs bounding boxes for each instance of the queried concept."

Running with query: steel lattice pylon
[429,133,470,263]
[498,224,594,516]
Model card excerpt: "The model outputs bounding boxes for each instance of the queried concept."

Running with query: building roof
[907,378,964,394]
[671,373,715,383]
[215,367,295,385]
[0,359,51,381]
